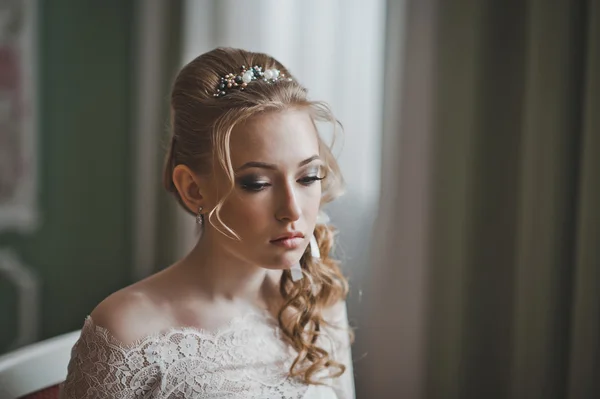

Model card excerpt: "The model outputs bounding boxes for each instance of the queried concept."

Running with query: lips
[270,232,305,249]
[271,232,304,241]
[270,236,304,249]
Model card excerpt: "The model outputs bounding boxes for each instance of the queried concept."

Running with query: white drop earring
[290,263,303,282]
[195,206,203,225]
[309,234,321,259]
[290,234,321,282]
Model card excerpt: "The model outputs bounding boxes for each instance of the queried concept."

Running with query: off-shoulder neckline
[83,308,281,349]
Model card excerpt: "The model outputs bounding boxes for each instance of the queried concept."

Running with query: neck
[175,229,279,305]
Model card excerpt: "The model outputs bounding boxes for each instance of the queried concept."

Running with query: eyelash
[240,175,324,192]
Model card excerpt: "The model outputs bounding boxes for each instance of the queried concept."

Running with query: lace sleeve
[324,301,356,399]
[59,317,163,399]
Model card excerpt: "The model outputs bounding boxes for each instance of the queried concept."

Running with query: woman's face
[205,108,323,270]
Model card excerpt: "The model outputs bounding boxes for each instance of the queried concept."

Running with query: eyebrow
[236,155,321,172]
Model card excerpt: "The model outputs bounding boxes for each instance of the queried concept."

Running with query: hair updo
[163,47,350,384]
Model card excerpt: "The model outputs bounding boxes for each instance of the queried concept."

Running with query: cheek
[302,187,322,213]
[218,193,272,233]
[215,183,322,235]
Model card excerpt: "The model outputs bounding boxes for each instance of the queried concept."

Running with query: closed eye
[240,181,271,192]
[298,175,325,186]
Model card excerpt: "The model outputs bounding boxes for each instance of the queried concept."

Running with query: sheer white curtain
[359,1,431,398]
[177,1,386,396]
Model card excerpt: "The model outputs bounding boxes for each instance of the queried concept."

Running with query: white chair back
[0,330,81,398]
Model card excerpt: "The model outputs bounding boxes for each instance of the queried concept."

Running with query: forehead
[229,109,319,167]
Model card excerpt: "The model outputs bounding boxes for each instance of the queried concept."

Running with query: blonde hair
[163,47,350,384]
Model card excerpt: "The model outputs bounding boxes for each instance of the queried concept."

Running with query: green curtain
[0,0,183,354]
[0,1,136,352]
[425,1,600,398]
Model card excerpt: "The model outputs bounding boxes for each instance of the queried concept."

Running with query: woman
[60,47,354,399]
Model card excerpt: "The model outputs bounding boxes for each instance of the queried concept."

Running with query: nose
[275,181,302,222]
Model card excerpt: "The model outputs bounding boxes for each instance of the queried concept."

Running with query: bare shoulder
[90,284,170,346]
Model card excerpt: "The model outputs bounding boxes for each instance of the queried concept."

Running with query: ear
[172,164,205,214]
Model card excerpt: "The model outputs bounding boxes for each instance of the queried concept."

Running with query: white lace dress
[59,304,354,399]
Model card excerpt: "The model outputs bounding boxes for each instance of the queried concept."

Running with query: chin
[259,252,303,270]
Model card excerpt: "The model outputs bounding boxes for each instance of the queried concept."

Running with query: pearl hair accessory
[213,65,292,97]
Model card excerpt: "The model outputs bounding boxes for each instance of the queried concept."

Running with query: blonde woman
[60,48,354,399]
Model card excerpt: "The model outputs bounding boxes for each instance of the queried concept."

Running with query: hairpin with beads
[213,65,292,97]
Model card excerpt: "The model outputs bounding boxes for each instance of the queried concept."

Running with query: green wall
[0,1,136,352]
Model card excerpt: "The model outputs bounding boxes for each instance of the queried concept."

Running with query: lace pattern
[59,308,353,399]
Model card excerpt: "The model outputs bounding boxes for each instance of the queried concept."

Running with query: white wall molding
[0,249,40,350]
[0,0,41,233]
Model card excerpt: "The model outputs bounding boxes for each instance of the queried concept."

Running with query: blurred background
[0,1,598,398]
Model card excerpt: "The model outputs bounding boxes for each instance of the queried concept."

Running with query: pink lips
[270,237,304,249]
[270,232,304,249]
